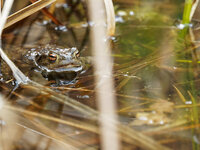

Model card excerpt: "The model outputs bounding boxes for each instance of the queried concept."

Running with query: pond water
[1,0,200,149]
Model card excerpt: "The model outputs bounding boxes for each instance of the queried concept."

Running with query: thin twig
[30,0,62,25]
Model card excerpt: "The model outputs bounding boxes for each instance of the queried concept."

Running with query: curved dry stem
[104,0,115,35]
[0,0,29,84]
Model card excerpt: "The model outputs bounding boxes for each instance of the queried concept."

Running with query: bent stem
[0,0,29,84]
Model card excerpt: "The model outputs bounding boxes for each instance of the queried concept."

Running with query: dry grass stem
[30,0,62,25]
[173,85,186,103]
[6,105,98,133]
[190,0,199,20]
[4,0,56,29]
[104,0,115,35]
[88,0,120,149]
[0,0,14,35]
[0,0,28,84]
[6,76,171,149]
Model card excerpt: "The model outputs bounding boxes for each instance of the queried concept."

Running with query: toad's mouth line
[40,65,83,72]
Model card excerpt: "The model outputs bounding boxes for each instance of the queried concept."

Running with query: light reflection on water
[114,0,200,149]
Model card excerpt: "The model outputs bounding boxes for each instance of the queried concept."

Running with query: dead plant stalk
[87,0,120,150]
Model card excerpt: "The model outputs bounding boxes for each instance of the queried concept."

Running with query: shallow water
[1,0,200,149]
[113,0,200,149]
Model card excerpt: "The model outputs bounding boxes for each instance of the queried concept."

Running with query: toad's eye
[76,52,80,58]
[48,53,57,63]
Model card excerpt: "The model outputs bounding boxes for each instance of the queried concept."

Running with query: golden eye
[76,52,80,58]
[48,53,57,63]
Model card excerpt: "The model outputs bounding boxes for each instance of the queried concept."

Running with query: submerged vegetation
[0,0,200,150]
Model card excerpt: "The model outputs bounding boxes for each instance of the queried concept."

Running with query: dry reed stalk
[29,0,62,25]
[0,0,13,35]
[4,0,56,29]
[104,0,115,35]
[87,1,171,149]
[26,81,171,150]
[87,0,120,150]
[190,0,199,20]
[0,0,28,84]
